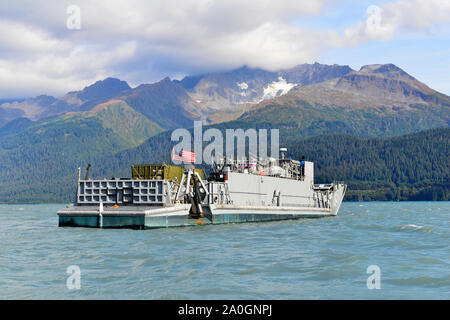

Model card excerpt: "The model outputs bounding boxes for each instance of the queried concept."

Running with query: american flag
[172,148,196,163]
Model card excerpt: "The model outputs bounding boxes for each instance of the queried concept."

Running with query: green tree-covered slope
[87,127,449,203]
[0,100,162,202]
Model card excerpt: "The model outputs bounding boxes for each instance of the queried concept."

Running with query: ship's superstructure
[58,151,346,229]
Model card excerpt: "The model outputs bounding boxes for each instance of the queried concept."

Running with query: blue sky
[0,0,449,97]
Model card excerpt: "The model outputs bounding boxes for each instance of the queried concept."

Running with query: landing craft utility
[58,149,346,228]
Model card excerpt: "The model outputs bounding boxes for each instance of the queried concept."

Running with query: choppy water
[0,202,448,299]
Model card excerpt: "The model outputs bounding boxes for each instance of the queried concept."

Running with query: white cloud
[0,20,71,57]
[0,0,329,97]
[335,0,450,46]
[0,40,137,98]
[383,0,450,31]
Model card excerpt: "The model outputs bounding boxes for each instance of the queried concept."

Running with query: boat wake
[399,224,433,233]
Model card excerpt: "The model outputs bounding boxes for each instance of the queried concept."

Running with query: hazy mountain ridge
[0,78,132,127]
[0,95,57,126]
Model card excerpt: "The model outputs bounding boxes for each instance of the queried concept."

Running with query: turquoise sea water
[0,202,448,299]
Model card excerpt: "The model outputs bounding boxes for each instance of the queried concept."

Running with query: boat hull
[58,204,336,229]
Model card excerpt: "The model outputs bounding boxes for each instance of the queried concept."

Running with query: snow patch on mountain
[262,77,296,100]
[236,82,248,90]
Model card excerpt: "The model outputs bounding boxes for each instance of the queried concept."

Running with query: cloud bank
[0,0,449,98]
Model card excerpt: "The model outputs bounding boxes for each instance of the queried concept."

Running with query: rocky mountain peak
[359,63,415,80]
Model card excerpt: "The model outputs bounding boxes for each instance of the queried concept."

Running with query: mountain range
[237,63,449,137]
[2,62,448,133]
[0,62,448,202]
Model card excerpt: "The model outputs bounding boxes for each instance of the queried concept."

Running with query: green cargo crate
[131,164,204,182]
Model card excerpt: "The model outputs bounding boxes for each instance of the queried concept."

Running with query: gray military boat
[58,151,347,229]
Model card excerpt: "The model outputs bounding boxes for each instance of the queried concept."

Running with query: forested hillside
[0,101,162,202]
[287,128,449,201]
[94,127,449,202]
[0,121,447,203]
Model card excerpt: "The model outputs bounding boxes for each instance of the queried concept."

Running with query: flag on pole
[172,147,196,163]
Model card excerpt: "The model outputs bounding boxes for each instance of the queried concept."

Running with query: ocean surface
[0,202,448,299]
